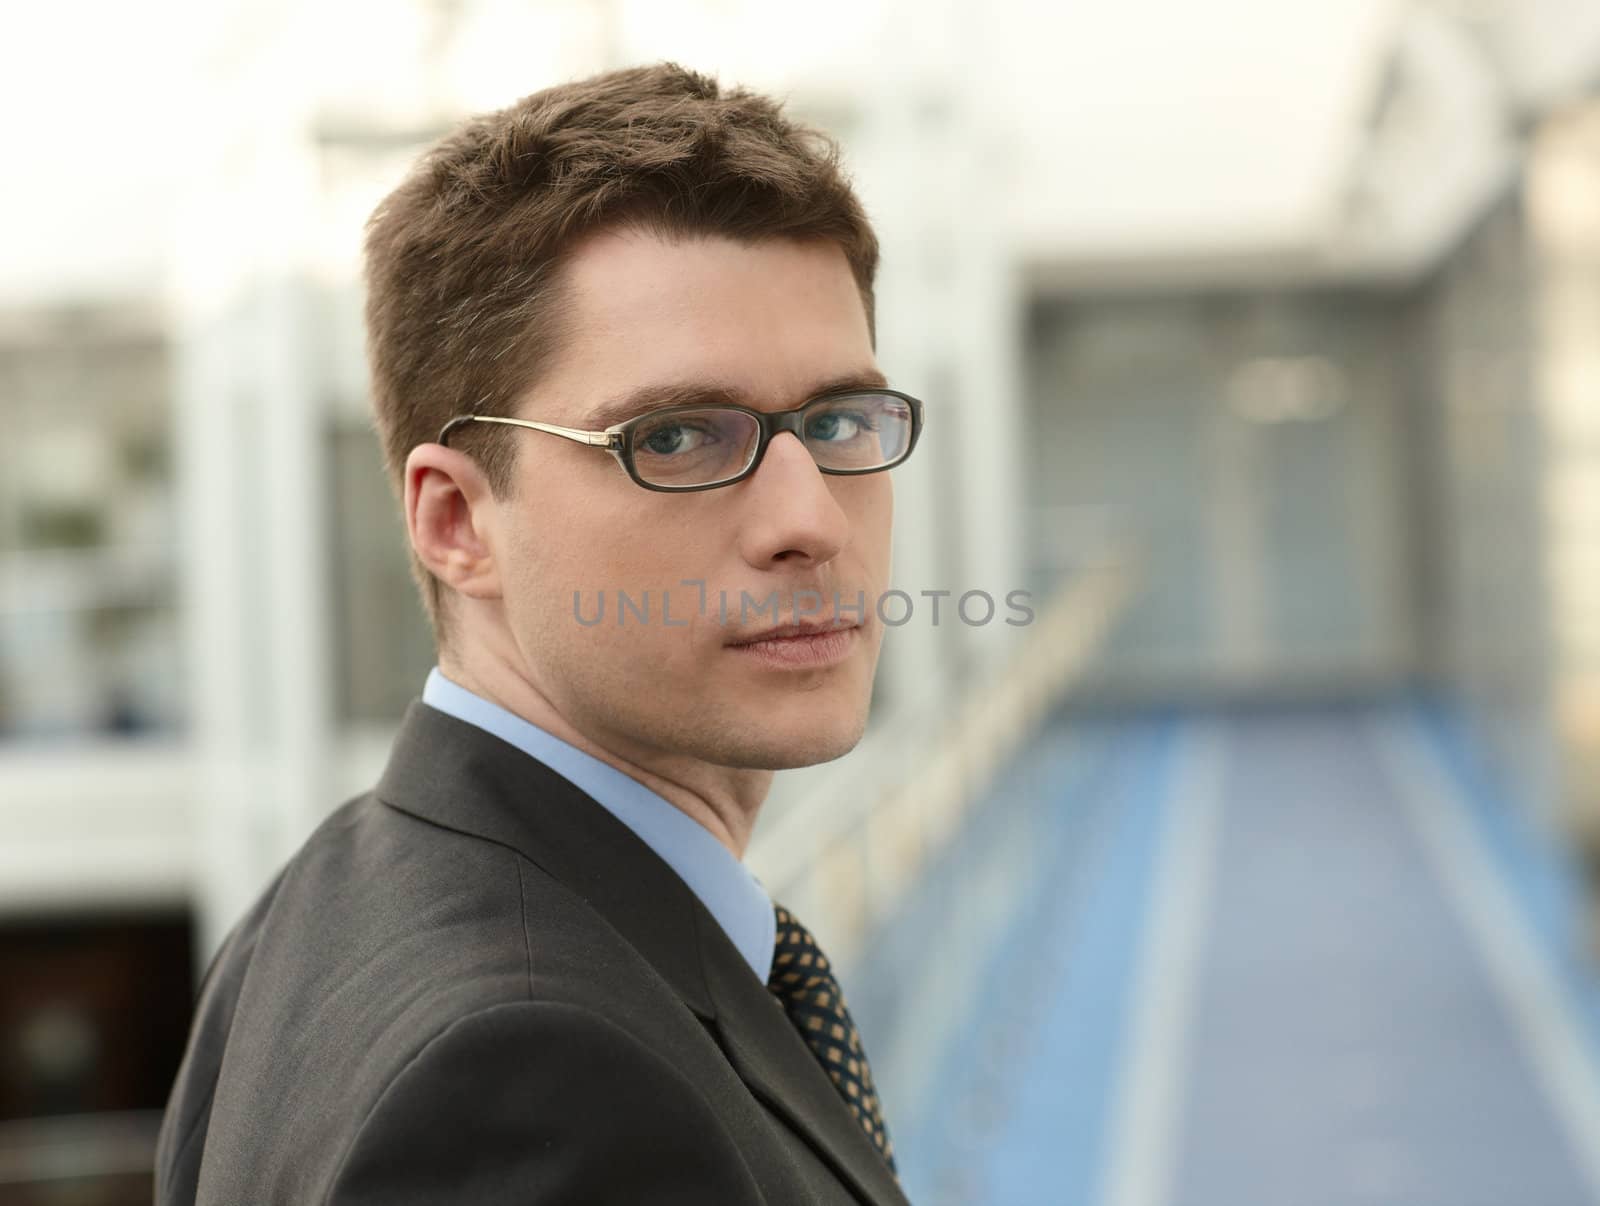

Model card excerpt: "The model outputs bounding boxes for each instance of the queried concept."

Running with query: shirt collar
[421,667,775,983]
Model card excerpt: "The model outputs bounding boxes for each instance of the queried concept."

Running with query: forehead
[545,228,874,398]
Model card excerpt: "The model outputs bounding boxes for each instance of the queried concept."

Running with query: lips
[724,616,860,646]
[724,623,860,669]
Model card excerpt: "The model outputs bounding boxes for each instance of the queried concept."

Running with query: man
[155,61,922,1205]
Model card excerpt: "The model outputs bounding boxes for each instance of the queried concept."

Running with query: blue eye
[806,410,877,442]
[640,422,716,456]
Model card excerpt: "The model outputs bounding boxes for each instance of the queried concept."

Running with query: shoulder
[171,792,691,1204]
[324,1000,764,1205]
[236,788,658,1031]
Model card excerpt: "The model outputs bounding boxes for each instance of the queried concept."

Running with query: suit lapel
[694,908,911,1206]
[375,702,907,1205]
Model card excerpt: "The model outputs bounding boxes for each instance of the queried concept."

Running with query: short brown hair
[361,61,881,645]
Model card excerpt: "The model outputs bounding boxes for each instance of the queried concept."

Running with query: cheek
[505,475,680,588]
[847,479,895,571]
[507,506,718,638]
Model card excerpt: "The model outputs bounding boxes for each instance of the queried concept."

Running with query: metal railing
[0,1109,161,1202]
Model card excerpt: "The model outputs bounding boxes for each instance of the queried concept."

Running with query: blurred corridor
[860,702,1600,1205]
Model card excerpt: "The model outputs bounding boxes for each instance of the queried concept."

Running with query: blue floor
[886,702,1600,1206]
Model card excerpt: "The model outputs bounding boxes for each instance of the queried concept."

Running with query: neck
[437,645,773,861]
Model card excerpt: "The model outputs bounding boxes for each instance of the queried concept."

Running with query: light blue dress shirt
[421,667,776,984]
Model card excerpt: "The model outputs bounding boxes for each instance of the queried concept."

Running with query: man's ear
[404,443,503,600]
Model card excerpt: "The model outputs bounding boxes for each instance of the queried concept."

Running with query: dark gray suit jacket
[155,701,910,1205]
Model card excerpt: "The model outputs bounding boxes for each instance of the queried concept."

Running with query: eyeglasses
[437,387,924,493]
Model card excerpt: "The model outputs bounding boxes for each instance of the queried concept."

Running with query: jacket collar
[375,701,718,1020]
[374,701,908,1206]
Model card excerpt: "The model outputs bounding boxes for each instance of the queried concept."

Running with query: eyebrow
[582,369,891,430]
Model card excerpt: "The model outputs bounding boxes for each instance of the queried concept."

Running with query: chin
[710,704,871,771]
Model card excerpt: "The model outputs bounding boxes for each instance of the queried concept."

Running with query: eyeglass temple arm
[437,414,620,447]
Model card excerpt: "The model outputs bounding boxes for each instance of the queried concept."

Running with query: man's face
[483,229,894,771]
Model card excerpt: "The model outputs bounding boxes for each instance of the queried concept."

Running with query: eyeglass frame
[436,386,925,493]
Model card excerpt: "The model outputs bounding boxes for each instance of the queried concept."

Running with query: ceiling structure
[3,0,1598,303]
[986,0,1600,287]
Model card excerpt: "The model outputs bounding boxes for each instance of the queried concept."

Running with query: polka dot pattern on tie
[765,903,897,1176]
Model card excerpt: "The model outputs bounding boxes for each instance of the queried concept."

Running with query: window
[0,305,180,740]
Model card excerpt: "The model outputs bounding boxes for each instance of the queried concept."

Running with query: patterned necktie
[766,903,898,1176]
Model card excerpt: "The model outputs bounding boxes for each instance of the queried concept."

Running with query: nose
[734,431,849,570]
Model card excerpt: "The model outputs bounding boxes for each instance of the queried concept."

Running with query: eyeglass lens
[628,393,914,488]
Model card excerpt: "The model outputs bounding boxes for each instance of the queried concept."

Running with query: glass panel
[0,305,180,741]
[327,418,437,725]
